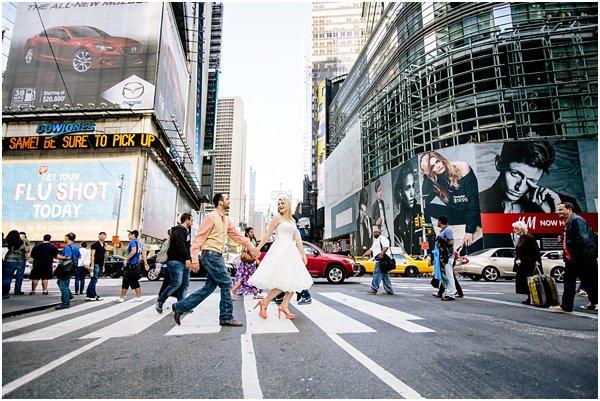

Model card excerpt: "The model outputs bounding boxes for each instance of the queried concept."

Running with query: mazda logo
[122,82,144,99]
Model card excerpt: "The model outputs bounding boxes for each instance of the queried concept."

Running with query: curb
[2,302,62,318]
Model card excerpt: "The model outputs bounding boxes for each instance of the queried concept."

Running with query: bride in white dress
[248,198,313,319]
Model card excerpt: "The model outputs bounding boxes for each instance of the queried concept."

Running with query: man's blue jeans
[86,264,101,298]
[174,251,233,323]
[14,259,26,293]
[2,261,18,297]
[74,266,87,293]
[57,277,71,307]
[371,262,394,294]
[158,260,190,304]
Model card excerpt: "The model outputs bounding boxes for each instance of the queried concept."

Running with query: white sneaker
[118,297,125,303]
[85,297,95,301]
[95,296,104,301]
[134,297,143,302]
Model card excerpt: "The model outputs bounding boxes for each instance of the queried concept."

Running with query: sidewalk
[2,278,125,318]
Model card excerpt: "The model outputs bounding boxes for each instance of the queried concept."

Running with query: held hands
[251,249,261,259]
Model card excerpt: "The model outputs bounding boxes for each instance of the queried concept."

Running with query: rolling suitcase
[528,266,559,307]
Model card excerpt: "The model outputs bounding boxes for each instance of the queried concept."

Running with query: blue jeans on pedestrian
[2,260,19,297]
[86,264,101,298]
[74,266,87,293]
[57,277,71,307]
[14,259,26,293]
[174,251,233,323]
[371,262,394,294]
[158,260,190,304]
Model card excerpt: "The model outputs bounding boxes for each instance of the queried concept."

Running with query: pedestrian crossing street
[3,292,434,342]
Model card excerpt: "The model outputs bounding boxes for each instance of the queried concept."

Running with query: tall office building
[208,96,247,228]
[201,3,224,200]
[2,2,18,76]
[308,2,369,242]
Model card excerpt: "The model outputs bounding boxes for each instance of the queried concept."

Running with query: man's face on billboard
[401,173,416,208]
[500,162,545,201]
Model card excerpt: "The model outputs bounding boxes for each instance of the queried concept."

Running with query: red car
[259,241,359,284]
[24,25,144,73]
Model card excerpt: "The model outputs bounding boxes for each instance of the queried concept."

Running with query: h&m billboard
[2,158,138,241]
[2,3,189,129]
[328,139,598,255]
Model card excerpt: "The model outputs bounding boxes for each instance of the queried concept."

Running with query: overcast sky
[218,2,311,211]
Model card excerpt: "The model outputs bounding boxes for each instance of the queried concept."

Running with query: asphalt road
[2,276,597,399]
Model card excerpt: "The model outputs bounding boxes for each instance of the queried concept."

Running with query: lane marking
[165,294,222,335]
[241,333,263,399]
[2,298,116,333]
[321,293,435,333]
[328,334,424,399]
[292,299,375,334]
[81,298,176,338]
[2,337,108,397]
[3,296,155,342]
[468,296,598,319]
[244,297,298,334]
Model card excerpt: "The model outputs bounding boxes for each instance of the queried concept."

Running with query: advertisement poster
[2,2,162,111]
[369,171,393,241]
[391,157,422,254]
[155,3,189,130]
[2,158,136,241]
[316,80,327,209]
[143,159,177,240]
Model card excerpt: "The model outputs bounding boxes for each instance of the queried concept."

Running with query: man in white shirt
[75,242,91,295]
[362,227,394,295]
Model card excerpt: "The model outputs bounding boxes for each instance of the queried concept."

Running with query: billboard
[155,3,189,130]
[391,157,422,255]
[143,158,177,239]
[316,80,327,209]
[2,158,137,241]
[2,2,162,112]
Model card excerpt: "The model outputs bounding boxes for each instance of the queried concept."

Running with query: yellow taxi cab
[355,247,431,277]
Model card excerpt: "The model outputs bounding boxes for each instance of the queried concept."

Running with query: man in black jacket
[550,202,598,313]
[155,213,193,314]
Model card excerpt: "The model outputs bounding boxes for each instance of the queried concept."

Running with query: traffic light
[414,216,421,228]
[425,227,434,236]
[419,215,425,228]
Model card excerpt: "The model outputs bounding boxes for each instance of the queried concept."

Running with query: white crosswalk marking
[291,299,375,334]
[81,298,176,338]
[244,297,298,334]
[321,293,435,333]
[3,296,155,342]
[165,294,222,335]
[2,298,115,333]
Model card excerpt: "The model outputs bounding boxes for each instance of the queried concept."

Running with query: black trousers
[561,257,598,311]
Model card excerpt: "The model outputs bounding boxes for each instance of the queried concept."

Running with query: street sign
[420,242,429,250]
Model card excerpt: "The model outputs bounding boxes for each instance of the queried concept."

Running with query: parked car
[458,247,565,282]
[356,250,432,277]
[258,241,359,284]
[145,254,237,281]
[24,25,144,73]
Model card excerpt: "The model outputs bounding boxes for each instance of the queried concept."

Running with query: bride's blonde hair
[277,198,293,221]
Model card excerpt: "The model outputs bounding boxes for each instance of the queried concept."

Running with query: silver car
[458,248,565,282]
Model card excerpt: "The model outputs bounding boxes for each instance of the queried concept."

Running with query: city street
[2,276,597,399]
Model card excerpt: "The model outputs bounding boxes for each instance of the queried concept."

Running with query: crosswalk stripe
[328,334,424,399]
[2,298,115,333]
[81,298,176,338]
[241,333,263,399]
[3,296,155,342]
[321,293,435,333]
[244,297,298,334]
[292,299,375,334]
[165,294,222,335]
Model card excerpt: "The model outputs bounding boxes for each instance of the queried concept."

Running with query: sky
[218,3,312,211]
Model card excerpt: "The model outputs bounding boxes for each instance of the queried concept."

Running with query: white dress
[248,221,313,293]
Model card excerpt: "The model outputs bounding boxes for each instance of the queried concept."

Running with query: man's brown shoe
[220,319,243,327]
[173,310,182,325]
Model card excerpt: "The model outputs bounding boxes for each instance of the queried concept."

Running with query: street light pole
[115,174,125,237]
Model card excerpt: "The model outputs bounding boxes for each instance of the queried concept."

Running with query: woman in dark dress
[512,221,542,304]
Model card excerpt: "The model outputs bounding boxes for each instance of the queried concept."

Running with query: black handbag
[55,259,74,278]
[379,253,396,273]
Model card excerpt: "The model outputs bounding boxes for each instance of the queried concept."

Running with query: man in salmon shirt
[172,193,258,327]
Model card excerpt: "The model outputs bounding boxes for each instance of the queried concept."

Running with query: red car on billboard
[24,26,144,73]
[258,241,359,284]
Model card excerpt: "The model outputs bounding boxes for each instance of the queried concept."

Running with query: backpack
[156,229,175,264]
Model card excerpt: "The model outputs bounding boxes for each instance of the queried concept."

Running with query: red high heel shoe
[253,300,267,319]
[278,306,295,320]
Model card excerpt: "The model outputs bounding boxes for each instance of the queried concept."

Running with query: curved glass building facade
[328,2,598,185]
